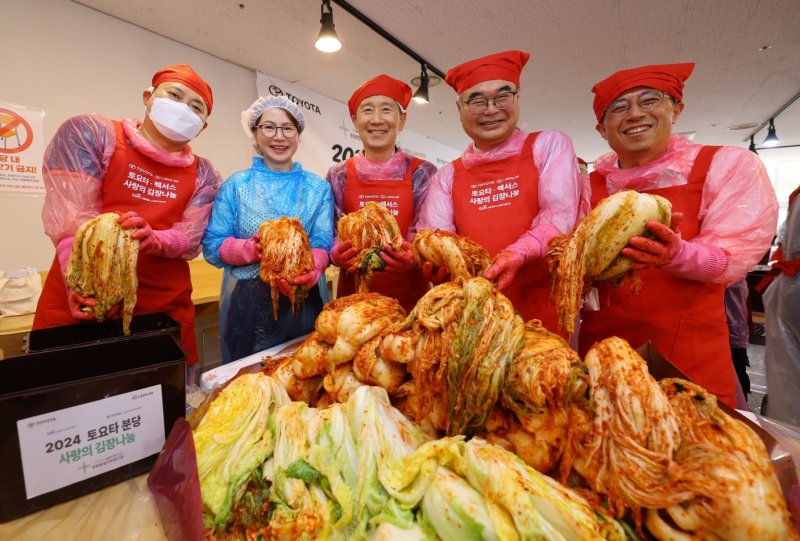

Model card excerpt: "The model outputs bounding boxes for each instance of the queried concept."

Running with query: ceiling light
[727,122,760,131]
[762,118,780,147]
[412,65,430,104]
[315,0,341,53]
[748,136,758,154]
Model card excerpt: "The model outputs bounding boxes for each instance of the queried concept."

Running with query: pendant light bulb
[315,0,341,53]
[762,118,780,147]
[413,65,430,104]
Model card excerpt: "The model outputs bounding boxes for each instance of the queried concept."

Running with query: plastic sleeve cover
[218,237,258,266]
[41,114,115,243]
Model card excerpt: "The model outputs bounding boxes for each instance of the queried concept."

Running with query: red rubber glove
[484,251,525,291]
[330,239,357,268]
[379,241,418,272]
[622,212,684,267]
[118,211,152,241]
[66,290,97,321]
[293,249,330,288]
[421,261,450,285]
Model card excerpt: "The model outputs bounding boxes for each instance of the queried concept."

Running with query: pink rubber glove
[379,241,418,272]
[293,248,330,288]
[623,212,685,266]
[219,236,261,266]
[421,261,450,285]
[657,241,728,282]
[56,236,75,284]
[138,229,190,258]
[330,239,357,268]
[485,251,526,291]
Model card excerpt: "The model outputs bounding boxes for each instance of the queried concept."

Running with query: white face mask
[148,97,204,142]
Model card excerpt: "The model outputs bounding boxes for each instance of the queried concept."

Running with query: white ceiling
[75,0,800,162]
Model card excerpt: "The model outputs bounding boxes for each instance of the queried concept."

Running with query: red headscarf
[152,63,214,114]
[591,63,694,122]
[348,74,412,116]
[445,50,530,94]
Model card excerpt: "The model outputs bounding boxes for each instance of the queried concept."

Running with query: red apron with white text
[452,132,559,330]
[34,121,200,364]
[338,157,429,312]
[579,146,736,407]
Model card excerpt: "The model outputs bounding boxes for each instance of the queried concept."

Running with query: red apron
[34,121,200,364]
[338,156,429,312]
[579,146,736,407]
[452,132,559,330]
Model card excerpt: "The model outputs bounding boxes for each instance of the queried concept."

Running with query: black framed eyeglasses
[256,123,298,138]
[604,90,672,120]
[461,91,519,115]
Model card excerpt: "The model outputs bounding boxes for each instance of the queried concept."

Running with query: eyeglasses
[256,123,298,138]
[460,91,519,115]
[604,90,672,120]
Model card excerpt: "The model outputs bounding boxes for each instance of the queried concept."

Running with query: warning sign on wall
[0,102,45,193]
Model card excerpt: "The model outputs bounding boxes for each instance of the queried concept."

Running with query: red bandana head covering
[591,62,694,122]
[348,74,412,116]
[152,63,214,114]
[445,50,530,94]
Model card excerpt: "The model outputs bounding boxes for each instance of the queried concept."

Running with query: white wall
[758,148,800,231]
[1,0,256,271]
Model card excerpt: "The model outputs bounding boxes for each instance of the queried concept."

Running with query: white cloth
[0,268,42,317]
[764,194,800,425]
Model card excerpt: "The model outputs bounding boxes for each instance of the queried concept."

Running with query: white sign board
[0,101,45,193]
[16,385,165,499]
[256,71,460,178]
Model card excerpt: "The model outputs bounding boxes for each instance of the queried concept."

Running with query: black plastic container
[0,333,185,522]
[28,312,181,352]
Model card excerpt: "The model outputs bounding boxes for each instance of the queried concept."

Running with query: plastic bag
[0,267,42,317]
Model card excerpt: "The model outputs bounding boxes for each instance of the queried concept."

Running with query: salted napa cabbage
[66,212,139,334]
[259,216,315,319]
[421,467,497,541]
[548,190,671,333]
[337,201,404,292]
[346,386,428,537]
[194,373,289,528]
[381,436,625,541]
[447,277,525,436]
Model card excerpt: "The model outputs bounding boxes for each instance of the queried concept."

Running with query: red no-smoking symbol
[0,108,34,154]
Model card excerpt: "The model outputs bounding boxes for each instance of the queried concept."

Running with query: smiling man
[579,63,778,408]
[417,50,580,332]
[33,64,222,382]
[326,74,437,311]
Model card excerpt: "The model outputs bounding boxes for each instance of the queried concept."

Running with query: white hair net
[241,95,305,138]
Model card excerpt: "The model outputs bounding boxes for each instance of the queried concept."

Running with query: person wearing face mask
[326,75,437,312]
[580,63,778,408]
[33,63,222,382]
[202,96,333,363]
[416,51,581,332]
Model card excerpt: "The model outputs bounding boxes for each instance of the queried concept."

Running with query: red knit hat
[152,63,214,114]
[348,74,412,116]
[445,50,530,94]
[591,62,694,122]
